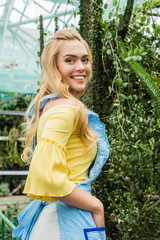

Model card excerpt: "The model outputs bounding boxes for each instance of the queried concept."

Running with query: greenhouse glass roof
[0,0,79,94]
[0,0,159,95]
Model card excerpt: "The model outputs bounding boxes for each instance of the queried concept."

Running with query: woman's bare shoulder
[42,98,76,114]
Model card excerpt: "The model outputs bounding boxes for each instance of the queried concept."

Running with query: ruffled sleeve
[23,105,77,201]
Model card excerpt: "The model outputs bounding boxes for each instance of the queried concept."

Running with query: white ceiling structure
[0,0,79,94]
[0,0,159,95]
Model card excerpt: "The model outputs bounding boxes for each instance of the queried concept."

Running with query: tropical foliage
[79,0,160,239]
[0,95,31,169]
[89,1,160,239]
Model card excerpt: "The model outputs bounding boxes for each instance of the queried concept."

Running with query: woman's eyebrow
[63,54,89,58]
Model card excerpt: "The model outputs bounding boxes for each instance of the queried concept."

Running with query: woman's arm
[53,186,104,228]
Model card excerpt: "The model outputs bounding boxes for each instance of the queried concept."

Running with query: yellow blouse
[23,105,97,202]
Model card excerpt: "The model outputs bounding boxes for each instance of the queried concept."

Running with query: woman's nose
[75,60,85,71]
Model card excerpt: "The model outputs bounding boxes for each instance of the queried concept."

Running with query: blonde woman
[13,29,109,240]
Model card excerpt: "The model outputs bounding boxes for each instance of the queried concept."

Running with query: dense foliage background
[0,95,31,169]
[79,0,160,239]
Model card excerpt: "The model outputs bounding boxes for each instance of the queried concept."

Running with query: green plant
[0,205,21,240]
[0,94,31,169]
[119,40,160,112]
[88,0,160,239]
[0,183,10,196]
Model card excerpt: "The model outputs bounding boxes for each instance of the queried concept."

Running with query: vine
[78,0,94,107]
[91,0,107,118]
[78,0,93,47]
[54,16,59,32]
[39,15,44,58]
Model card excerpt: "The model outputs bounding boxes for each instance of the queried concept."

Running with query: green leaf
[155,26,160,34]
[154,77,160,86]
[146,27,150,33]
[119,93,126,99]
[141,16,146,22]
[151,47,156,53]
[124,57,132,62]
[37,51,40,57]
[136,55,142,61]
[128,50,133,57]
[113,0,118,6]
[140,52,147,56]
[124,68,130,72]
[134,47,139,55]
[146,17,151,25]
[105,32,112,39]
[115,78,123,85]
[107,49,111,55]
[132,56,138,60]
[108,86,112,93]
[139,47,145,54]
[119,52,126,59]
[104,3,108,9]
[74,12,76,18]
[133,38,141,45]
[113,61,117,65]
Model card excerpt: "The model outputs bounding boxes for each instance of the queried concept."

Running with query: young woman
[13,29,109,240]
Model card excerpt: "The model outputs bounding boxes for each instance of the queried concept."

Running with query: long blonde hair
[22,29,97,163]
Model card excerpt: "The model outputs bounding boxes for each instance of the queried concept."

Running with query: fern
[130,60,160,102]
[119,41,160,111]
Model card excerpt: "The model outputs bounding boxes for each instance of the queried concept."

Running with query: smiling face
[56,39,91,94]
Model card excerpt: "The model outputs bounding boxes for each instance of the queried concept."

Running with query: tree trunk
[118,0,135,40]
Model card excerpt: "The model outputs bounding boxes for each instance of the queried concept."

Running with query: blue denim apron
[13,94,109,240]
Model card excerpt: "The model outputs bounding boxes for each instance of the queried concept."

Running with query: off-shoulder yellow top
[23,105,97,202]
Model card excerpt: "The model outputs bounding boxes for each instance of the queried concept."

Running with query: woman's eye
[83,58,89,62]
[66,59,74,63]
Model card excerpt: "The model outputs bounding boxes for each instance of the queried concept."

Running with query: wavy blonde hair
[22,29,97,163]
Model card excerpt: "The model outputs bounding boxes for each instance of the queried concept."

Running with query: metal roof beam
[0,0,15,51]
[42,0,79,6]
[45,3,60,31]
[34,2,53,14]
[9,9,73,27]
[8,28,35,59]
[13,7,29,20]
[0,3,6,7]
[65,14,74,25]
[18,28,37,41]
[15,36,35,59]
[13,2,30,44]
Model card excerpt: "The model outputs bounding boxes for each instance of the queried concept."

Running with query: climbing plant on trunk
[118,0,135,40]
